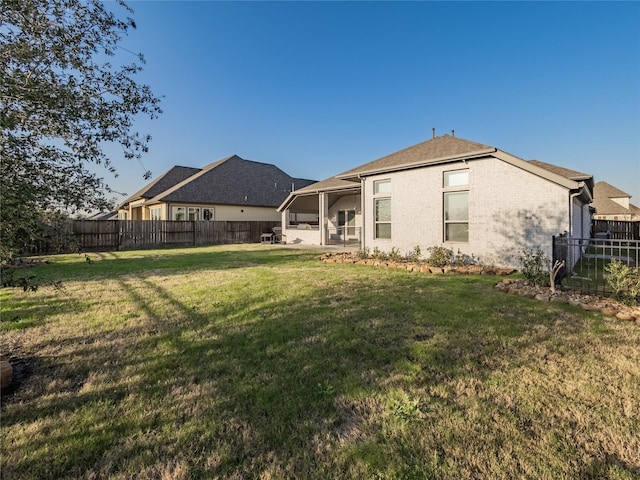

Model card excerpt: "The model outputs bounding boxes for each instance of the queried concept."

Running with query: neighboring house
[278,134,594,267]
[86,211,118,220]
[592,181,640,221]
[118,155,315,222]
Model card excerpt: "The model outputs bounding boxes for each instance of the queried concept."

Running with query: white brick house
[278,135,593,267]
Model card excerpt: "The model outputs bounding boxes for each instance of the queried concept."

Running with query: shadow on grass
[2,254,638,479]
[19,245,321,284]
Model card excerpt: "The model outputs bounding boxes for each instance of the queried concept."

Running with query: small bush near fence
[604,260,640,305]
[554,236,640,303]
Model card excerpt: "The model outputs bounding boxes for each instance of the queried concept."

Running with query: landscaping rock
[581,304,602,312]
[601,308,618,317]
[616,312,635,321]
[550,296,568,304]
[535,294,550,302]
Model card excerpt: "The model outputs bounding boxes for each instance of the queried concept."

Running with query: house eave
[277,184,361,212]
[336,148,499,181]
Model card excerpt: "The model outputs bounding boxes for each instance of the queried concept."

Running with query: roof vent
[451,129,455,137]
[432,127,435,139]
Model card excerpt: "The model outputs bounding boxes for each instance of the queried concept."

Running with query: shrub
[453,249,479,266]
[604,260,640,305]
[425,246,453,267]
[356,247,370,260]
[406,245,422,263]
[520,248,548,287]
[388,247,402,262]
[372,247,387,261]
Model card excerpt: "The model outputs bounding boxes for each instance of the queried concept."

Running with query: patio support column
[320,192,328,245]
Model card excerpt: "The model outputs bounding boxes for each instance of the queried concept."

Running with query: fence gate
[552,235,640,296]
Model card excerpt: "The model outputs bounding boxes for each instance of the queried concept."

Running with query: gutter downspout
[569,185,587,238]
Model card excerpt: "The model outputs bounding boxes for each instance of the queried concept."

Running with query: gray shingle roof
[592,181,639,216]
[121,165,202,206]
[527,160,591,181]
[594,181,632,199]
[147,155,315,207]
[337,135,496,180]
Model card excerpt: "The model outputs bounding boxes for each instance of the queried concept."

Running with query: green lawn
[1,245,639,479]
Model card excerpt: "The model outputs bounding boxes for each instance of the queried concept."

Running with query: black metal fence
[552,235,640,296]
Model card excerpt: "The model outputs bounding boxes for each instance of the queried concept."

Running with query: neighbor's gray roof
[147,155,316,207]
[594,181,632,199]
[120,165,202,207]
[592,181,639,215]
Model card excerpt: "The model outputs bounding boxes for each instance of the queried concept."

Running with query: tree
[0,0,161,261]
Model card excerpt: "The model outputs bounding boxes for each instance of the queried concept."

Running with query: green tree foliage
[0,0,161,261]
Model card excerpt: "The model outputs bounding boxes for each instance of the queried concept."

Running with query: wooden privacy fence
[32,220,280,254]
[592,220,640,241]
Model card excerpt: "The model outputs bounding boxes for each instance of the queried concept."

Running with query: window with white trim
[188,207,200,220]
[150,207,161,220]
[443,170,469,242]
[373,180,391,239]
[172,206,186,221]
[203,208,214,221]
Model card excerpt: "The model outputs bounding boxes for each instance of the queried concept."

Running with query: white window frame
[203,208,215,221]
[149,207,162,220]
[443,169,469,243]
[188,207,200,221]
[373,179,391,240]
[172,206,186,221]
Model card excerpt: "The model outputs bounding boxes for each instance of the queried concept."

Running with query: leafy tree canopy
[0,0,161,261]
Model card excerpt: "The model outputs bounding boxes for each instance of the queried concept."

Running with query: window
[172,206,186,220]
[444,170,469,188]
[373,179,391,239]
[150,207,161,220]
[374,180,391,194]
[443,169,469,242]
[188,207,200,220]
[203,208,214,221]
[375,198,391,239]
[444,192,468,242]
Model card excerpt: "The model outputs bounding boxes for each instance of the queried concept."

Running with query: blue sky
[104,0,640,204]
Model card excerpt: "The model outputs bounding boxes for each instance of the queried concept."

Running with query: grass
[1,244,639,479]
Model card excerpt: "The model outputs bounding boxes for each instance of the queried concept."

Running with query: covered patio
[278,178,362,247]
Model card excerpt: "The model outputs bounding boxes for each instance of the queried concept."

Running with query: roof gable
[594,181,631,200]
[121,165,201,206]
[152,155,315,207]
[337,135,496,180]
[592,181,638,215]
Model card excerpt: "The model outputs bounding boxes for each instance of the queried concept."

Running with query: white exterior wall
[162,203,280,222]
[280,208,321,245]
[209,204,281,221]
[571,196,591,239]
[363,157,573,267]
